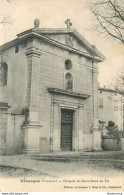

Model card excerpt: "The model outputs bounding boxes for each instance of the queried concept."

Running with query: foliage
[106,121,120,138]
[90,0,124,44]
[0,0,14,26]
[115,73,124,96]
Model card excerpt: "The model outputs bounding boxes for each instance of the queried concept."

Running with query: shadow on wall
[4,114,25,155]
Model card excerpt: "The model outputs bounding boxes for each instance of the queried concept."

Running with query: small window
[65,72,73,91]
[15,45,19,53]
[65,60,72,70]
[0,63,8,86]
[99,97,103,109]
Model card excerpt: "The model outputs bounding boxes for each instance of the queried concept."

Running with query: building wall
[0,111,25,155]
[5,114,25,155]
[98,89,123,130]
[0,42,28,155]
[0,108,8,155]
[0,41,28,114]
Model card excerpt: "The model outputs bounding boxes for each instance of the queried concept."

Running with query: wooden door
[61,109,73,151]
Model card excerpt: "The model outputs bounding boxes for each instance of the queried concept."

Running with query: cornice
[0,102,11,109]
[17,28,106,61]
[0,29,105,62]
[0,38,19,53]
[19,32,104,62]
[98,87,121,94]
[25,47,42,57]
[48,88,90,99]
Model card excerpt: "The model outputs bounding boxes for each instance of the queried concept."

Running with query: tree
[106,121,120,138]
[0,16,13,26]
[115,73,124,95]
[90,0,124,44]
[0,0,13,26]
[0,0,14,43]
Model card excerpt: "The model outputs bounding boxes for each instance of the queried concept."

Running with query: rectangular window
[114,100,118,111]
[15,45,19,53]
[99,97,103,109]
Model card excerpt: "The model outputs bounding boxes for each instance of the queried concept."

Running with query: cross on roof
[65,19,72,29]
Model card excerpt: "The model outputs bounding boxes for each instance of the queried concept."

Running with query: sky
[0,0,123,88]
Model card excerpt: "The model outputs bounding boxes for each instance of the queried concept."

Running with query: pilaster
[52,102,61,152]
[78,105,84,151]
[25,47,41,123]
[23,41,42,154]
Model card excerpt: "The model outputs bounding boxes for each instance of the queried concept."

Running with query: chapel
[0,19,105,155]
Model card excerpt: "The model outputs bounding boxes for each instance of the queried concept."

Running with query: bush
[106,121,120,138]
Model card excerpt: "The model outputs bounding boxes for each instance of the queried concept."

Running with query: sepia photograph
[0,0,124,192]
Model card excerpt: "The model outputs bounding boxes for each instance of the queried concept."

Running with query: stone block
[92,130,102,151]
[83,134,92,151]
[103,138,120,151]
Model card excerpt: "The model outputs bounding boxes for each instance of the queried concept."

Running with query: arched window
[65,72,73,91]
[0,63,8,86]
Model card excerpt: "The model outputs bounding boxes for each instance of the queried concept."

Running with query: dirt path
[0,154,124,178]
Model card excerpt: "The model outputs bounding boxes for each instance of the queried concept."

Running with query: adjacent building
[98,87,123,132]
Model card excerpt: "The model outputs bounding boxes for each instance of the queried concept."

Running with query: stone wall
[83,134,92,151]
[102,137,121,151]
[0,109,8,155]
[0,113,25,155]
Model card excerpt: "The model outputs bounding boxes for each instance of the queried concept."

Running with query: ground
[0,151,124,178]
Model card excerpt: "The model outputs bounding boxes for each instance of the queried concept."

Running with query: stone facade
[0,22,105,155]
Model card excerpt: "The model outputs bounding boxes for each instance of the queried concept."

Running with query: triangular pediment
[16,28,105,61]
[32,28,106,61]
[44,33,92,55]
[0,28,105,62]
